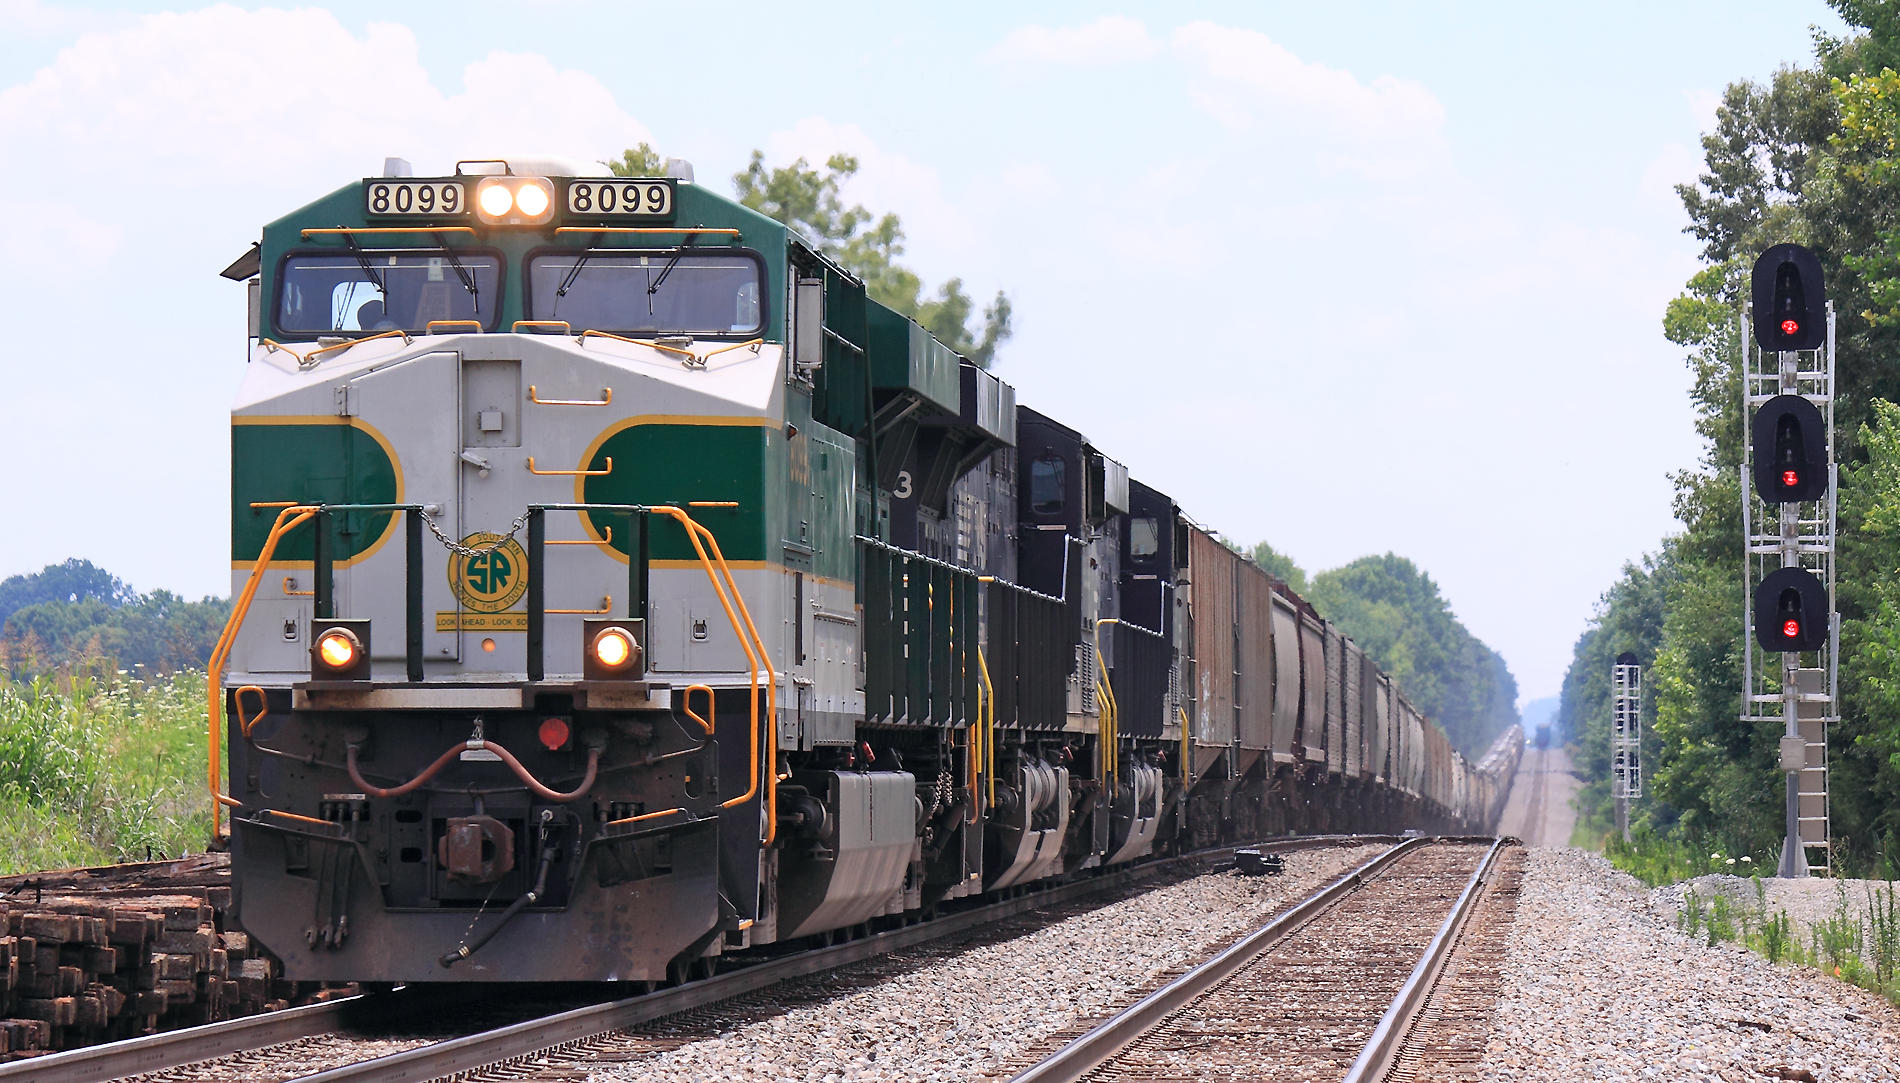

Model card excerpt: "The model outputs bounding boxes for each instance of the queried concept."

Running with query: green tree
[1562,0,1900,865]
[0,559,131,631]
[1307,554,1518,757]
[729,151,1013,367]
[603,143,664,178]
[610,144,1015,366]
[1247,541,1307,593]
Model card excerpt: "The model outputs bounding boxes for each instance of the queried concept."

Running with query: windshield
[277,250,501,334]
[527,251,764,336]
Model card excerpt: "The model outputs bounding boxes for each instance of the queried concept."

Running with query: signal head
[1751,394,1828,504]
[1754,567,1829,652]
[1751,243,1826,351]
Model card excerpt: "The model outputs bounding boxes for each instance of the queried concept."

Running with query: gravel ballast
[587,844,1386,1082]
[1484,849,1900,1082]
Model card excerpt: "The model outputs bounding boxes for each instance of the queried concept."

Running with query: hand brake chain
[418,507,532,557]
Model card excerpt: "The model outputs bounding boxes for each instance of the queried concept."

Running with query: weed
[1680,888,1706,937]
[1755,909,1796,964]
[1708,892,1737,945]
[1868,881,1900,989]
[0,669,213,873]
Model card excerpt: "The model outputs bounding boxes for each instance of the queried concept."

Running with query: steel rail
[0,990,411,1083]
[7,835,1386,1082]
[1003,836,1434,1083]
[1340,836,1508,1083]
[283,835,1395,1083]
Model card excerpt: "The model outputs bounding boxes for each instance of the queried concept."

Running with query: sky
[0,0,1854,705]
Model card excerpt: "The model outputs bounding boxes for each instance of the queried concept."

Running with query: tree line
[1248,543,1520,759]
[0,560,225,678]
[1559,0,1900,869]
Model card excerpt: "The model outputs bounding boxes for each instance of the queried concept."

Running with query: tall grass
[0,669,213,874]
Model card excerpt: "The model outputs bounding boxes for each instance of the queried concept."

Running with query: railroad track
[1518,747,1552,847]
[15,835,1389,1083]
[1001,836,1513,1083]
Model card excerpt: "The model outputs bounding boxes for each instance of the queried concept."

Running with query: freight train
[210,155,1523,983]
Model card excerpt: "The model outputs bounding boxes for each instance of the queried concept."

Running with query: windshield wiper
[341,231,386,296]
[433,232,479,313]
[553,251,596,317]
[647,248,685,296]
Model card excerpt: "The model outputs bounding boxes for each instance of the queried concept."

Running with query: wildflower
[1711,852,1724,861]
[1727,858,1736,866]
[1741,856,1753,864]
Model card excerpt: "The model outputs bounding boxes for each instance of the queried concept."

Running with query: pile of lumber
[0,853,300,1061]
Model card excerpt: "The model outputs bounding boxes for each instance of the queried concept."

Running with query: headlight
[318,630,358,669]
[474,176,555,226]
[583,618,645,681]
[310,619,372,681]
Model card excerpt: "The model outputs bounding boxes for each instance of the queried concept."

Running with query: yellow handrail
[575,329,700,364]
[553,226,741,237]
[526,457,612,476]
[646,509,765,819]
[304,328,411,364]
[977,646,997,808]
[683,684,716,736]
[234,685,269,738]
[654,508,778,843]
[547,594,612,615]
[688,516,780,842]
[696,338,764,366]
[283,576,311,597]
[605,806,688,828]
[511,320,573,335]
[527,384,612,406]
[258,339,310,364]
[687,501,739,508]
[1092,618,1120,784]
[207,504,317,838]
[302,227,478,237]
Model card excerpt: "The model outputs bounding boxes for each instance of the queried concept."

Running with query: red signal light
[1783,619,1801,639]
[1783,469,1800,488]
[1781,318,1800,336]
[538,717,571,751]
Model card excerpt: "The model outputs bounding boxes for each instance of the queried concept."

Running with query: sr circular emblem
[447,532,529,613]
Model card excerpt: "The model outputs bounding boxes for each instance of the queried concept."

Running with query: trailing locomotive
[211,155,1521,983]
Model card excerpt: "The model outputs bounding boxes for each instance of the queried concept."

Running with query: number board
[565,179,675,219]
[364,180,470,217]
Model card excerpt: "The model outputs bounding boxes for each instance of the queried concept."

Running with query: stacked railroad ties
[0,856,293,1060]
[1740,243,1837,878]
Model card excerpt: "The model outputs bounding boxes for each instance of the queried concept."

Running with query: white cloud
[1169,21,1446,177]
[760,117,998,294]
[984,15,1157,67]
[0,5,653,599]
[0,0,112,37]
[0,8,650,185]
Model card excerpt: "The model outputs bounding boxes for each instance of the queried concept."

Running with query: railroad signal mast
[1741,242,1837,878]
[1611,653,1641,844]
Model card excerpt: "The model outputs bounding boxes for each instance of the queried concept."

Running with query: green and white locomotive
[213,155,1514,983]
